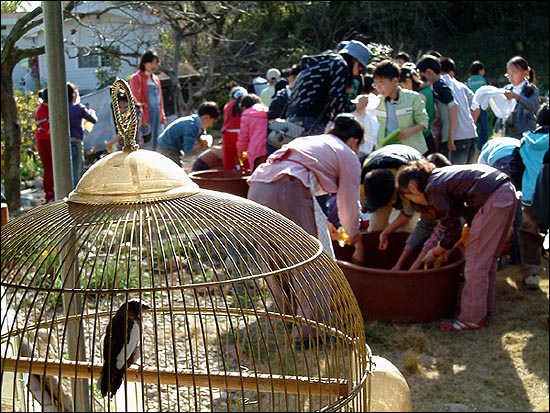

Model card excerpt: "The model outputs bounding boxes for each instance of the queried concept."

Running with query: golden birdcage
[1,80,409,412]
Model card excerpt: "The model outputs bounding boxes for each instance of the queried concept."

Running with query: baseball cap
[266,68,281,82]
[339,39,371,68]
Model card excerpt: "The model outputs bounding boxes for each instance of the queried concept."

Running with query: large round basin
[188,169,250,198]
[333,231,465,323]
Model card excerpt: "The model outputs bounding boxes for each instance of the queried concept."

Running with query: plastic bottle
[360,212,371,229]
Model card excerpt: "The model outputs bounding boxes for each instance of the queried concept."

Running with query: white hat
[230,86,247,100]
[266,68,281,82]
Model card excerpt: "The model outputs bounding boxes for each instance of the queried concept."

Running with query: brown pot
[188,169,250,198]
[1,203,8,226]
[333,231,465,323]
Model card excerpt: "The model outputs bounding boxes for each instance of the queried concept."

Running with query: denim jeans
[287,115,326,136]
[70,138,83,189]
[442,138,476,165]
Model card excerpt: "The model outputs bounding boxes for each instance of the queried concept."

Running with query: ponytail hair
[507,56,537,97]
[38,88,48,103]
[396,159,435,194]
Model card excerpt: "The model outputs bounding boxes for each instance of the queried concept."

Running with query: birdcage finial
[111,78,139,153]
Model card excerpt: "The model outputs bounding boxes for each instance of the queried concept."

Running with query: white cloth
[354,93,380,155]
[471,85,517,120]
[310,172,335,258]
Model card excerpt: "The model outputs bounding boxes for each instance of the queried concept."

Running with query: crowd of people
[33,43,548,335]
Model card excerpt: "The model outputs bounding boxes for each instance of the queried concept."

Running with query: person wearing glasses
[371,59,429,154]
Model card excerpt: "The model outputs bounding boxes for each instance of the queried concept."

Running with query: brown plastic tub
[188,169,250,198]
[333,231,465,323]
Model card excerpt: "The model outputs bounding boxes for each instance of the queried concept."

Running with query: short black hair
[329,113,364,144]
[66,82,77,101]
[416,55,441,75]
[373,59,400,80]
[395,51,410,62]
[363,168,396,212]
[439,56,456,74]
[198,101,220,119]
[426,152,451,168]
[38,88,48,103]
[469,60,485,76]
[289,63,302,78]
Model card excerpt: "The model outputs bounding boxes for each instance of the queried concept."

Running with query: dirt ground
[363,257,549,412]
[12,143,549,412]
[183,144,549,412]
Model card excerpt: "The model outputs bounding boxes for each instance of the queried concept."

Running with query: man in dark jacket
[286,39,371,135]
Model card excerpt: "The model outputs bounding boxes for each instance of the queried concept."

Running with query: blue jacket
[478,137,524,189]
[520,127,549,204]
[158,114,203,154]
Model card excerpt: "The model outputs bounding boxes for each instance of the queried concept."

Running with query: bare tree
[134,1,267,116]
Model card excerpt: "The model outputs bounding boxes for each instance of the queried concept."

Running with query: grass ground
[364,257,549,412]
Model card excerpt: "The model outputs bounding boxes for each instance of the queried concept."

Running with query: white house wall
[6,3,160,94]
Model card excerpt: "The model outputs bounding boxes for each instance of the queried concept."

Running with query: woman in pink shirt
[129,50,166,151]
[237,94,268,171]
[247,113,365,349]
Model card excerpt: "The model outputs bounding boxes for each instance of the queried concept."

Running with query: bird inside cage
[98,298,151,398]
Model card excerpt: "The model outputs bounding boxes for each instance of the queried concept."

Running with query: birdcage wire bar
[2,192,372,412]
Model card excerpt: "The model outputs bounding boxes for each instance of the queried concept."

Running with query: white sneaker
[523,274,541,290]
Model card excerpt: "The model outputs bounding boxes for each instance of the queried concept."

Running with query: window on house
[77,46,120,69]
[78,49,100,68]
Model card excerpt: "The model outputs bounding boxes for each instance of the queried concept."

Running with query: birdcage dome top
[68,149,199,204]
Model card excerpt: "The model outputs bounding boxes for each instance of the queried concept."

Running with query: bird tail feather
[98,364,125,398]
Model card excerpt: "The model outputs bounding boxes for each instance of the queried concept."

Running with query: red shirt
[221,99,242,133]
[34,103,50,141]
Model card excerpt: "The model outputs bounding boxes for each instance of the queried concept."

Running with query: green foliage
[367,42,393,59]
[0,90,42,183]
[1,1,26,13]
[229,1,548,95]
